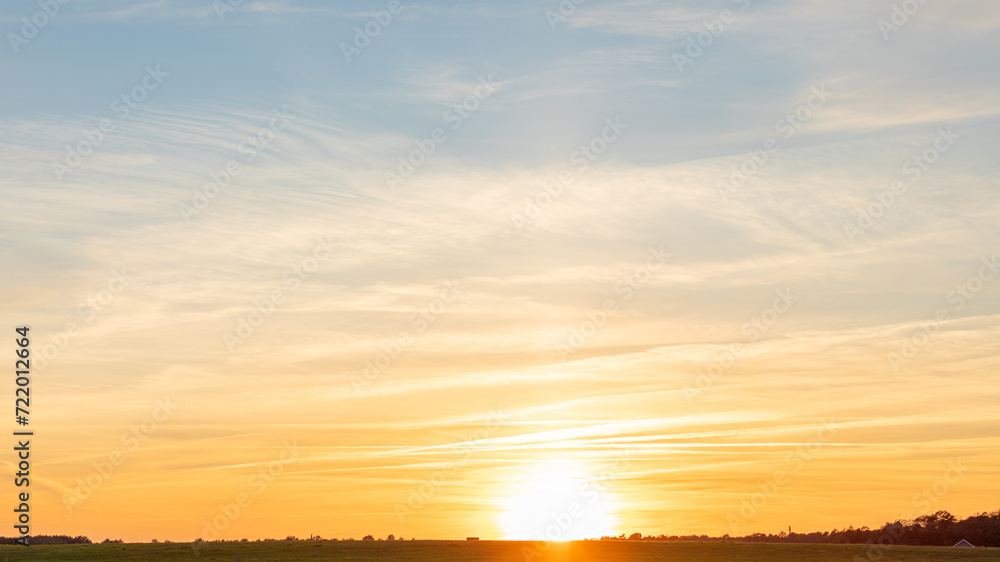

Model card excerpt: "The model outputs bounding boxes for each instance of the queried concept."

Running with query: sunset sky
[1,0,999,544]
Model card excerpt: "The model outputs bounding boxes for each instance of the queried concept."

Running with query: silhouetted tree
[592,509,1000,547]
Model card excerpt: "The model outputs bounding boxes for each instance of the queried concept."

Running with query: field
[2,541,1000,561]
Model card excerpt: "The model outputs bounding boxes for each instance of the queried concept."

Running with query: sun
[497,460,620,541]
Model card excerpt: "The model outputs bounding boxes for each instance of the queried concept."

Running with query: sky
[1,0,999,544]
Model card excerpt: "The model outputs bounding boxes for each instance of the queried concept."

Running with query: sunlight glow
[497,460,620,541]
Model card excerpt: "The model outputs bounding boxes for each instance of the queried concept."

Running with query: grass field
[2,541,999,561]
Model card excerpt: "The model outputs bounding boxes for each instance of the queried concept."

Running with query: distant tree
[362,534,374,541]
[0,535,92,546]
[628,533,642,540]
[387,534,395,541]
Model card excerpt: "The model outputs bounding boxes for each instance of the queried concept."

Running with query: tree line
[3,509,998,546]
[603,510,1000,547]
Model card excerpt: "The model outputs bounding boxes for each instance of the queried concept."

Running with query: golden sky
[2,0,999,544]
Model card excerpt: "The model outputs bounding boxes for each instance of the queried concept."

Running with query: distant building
[466,537,479,541]
[953,539,975,547]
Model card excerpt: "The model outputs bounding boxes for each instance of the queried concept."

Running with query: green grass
[2,540,999,561]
